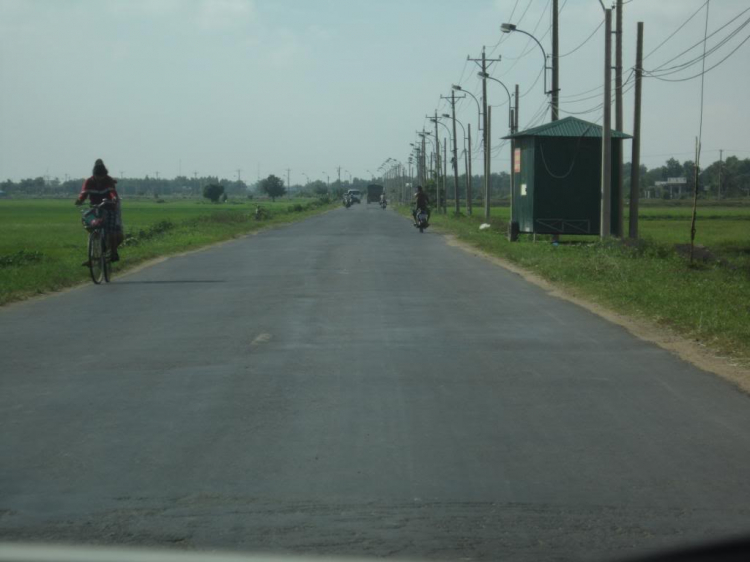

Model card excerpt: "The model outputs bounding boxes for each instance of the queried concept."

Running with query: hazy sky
[1,0,749,183]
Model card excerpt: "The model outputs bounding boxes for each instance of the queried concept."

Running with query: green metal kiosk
[503,116,631,240]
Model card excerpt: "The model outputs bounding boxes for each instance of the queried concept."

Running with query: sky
[1,0,749,184]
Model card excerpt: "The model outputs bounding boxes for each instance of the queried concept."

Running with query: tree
[260,174,286,201]
[203,183,225,203]
[309,180,328,196]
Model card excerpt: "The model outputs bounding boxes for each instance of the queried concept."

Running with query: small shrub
[122,220,175,247]
[0,250,44,268]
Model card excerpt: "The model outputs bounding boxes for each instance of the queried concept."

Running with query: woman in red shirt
[75,159,122,262]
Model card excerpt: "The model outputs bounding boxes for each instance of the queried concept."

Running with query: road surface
[2,204,750,561]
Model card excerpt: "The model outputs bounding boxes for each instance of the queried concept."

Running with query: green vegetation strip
[396,204,750,367]
[0,197,336,305]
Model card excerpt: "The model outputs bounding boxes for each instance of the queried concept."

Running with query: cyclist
[412,185,430,225]
[75,159,122,263]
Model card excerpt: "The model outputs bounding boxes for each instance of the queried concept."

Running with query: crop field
[398,201,750,367]
[0,197,333,305]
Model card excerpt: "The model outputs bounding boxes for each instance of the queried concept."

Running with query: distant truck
[367,184,384,204]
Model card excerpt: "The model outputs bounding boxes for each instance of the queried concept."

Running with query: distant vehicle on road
[346,189,361,204]
[367,184,384,204]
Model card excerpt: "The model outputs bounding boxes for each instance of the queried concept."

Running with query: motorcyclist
[412,185,430,225]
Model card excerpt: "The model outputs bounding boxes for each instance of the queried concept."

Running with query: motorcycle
[342,195,352,208]
[380,198,387,209]
[414,207,429,233]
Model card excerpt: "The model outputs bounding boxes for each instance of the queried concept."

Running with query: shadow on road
[115,280,227,285]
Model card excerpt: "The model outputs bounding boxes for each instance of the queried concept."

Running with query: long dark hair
[93,159,108,177]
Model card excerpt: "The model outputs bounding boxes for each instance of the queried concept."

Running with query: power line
[643,0,709,61]
[649,16,750,76]
[646,8,750,74]
[645,31,750,82]
[559,18,603,58]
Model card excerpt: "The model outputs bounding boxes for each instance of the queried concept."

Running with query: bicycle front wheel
[88,230,104,284]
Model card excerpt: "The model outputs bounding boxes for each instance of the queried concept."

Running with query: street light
[500,22,552,114]
[418,131,437,184]
[443,113,473,214]
[478,71,518,221]
[451,85,482,132]
[477,72,514,130]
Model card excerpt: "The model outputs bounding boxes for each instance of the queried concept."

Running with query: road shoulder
[445,234,750,395]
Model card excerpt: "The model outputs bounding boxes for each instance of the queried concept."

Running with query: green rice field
[0,197,334,305]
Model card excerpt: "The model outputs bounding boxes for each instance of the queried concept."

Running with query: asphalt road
[2,203,750,561]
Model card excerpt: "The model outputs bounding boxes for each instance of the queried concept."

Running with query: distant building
[655,177,687,198]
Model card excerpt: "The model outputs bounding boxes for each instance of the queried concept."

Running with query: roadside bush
[0,250,44,268]
[122,220,175,247]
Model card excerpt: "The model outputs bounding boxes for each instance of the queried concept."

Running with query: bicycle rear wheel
[88,230,104,284]
[102,235,111,283]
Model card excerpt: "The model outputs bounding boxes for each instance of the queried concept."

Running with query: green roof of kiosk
[502,116,632,140]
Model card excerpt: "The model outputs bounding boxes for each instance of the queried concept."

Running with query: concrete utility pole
[482,49,489,220]
[486,106,492,220]
[286,168,291,197]
[629,21,644,240]
[601,8,612,239]
[468,47,501,221]
[551,0,560,121]
[443,141,448,213]
[421,133,426,189]
[441,91,464,214]
[718,149,723,200]
[434,113,442,213]
[451,91,460,214]
[467,124,473,215]
[236,169,242,182]
[508,84,520,240]
[615,0,624,236]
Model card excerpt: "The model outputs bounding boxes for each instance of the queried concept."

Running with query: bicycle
[80,201,114,284]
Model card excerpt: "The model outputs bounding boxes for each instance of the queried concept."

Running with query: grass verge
[0,197,336,306]
[396,204,750,370]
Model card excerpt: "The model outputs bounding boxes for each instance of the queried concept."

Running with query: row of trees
[0,175,250,198]
[2,156,747,200]
[385,155,749,202]
[624,156,750,199]
[0,173,377,201]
